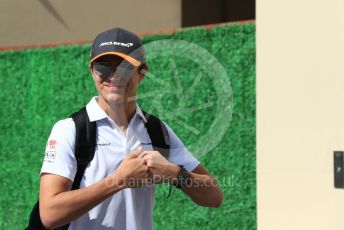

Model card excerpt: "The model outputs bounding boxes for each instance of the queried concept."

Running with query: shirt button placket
[125,136,130,155]
[125,127,131,155]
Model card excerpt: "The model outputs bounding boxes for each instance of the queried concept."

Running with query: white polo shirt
[40,97,199,230]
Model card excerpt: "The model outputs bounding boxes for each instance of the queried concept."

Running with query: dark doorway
[182,0,255,27]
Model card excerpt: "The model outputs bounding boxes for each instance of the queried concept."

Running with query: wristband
[167,165,191,198]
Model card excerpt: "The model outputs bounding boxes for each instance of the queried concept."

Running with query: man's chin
[104,94,125,104]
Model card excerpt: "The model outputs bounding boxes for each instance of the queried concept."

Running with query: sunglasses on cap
[92,60,137,79]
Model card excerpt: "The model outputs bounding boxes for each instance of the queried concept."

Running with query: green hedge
[0,23,255,229]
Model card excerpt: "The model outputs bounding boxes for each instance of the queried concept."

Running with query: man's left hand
[141,151,179,184]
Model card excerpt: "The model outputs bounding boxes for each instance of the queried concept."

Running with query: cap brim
[89,51,141,67]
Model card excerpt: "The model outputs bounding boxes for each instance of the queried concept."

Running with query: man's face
[90,55,145,105]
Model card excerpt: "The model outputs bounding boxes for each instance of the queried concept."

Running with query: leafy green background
[0,23,255,229]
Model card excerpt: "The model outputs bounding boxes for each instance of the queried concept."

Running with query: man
[39,27,223,230]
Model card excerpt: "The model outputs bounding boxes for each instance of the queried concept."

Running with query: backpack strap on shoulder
[26,107,97,230]
[56,107,97,230]
[70,107,97,190]
[142,110,170,159]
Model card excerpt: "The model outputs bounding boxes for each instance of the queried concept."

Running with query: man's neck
[97,96,136,133]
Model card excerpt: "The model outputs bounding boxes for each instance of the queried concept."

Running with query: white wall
[0,0,181,47]
[258,0,344,229]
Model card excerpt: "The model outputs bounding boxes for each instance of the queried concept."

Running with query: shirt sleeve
[163,121,200,172]
[40,118,77,181]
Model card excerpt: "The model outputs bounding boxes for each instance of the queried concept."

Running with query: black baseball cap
[90,27,146,67]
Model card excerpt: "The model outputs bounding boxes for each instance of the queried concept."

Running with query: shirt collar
[135,104,147,123]
[86,97,108,122]
[86,96,147,123]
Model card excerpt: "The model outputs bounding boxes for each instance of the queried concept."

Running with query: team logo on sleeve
[44,139,58,162]
[47,140,58,150]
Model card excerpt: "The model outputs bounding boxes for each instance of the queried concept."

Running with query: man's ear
[139,64,148,81]
[89,64,97,80]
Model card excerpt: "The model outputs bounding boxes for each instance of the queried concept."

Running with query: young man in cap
[39,28,223,230]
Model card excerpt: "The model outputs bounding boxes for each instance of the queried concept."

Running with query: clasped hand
[113,147,174,188]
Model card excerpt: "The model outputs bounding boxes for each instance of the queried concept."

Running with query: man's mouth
[107,84,125,88]
[104,83,126,92]
[109,84,125,87]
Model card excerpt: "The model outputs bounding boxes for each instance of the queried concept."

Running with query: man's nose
[108,70,121,81]
[109,71,129,84]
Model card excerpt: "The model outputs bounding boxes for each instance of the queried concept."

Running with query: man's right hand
[109,147,150,188]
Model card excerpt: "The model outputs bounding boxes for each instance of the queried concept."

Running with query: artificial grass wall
[0,23,255,229]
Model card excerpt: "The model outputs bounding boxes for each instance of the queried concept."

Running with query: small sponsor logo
[47,139,58,150]
[99,41,134,48]
[45,150,56,159]
[97,143,111,146]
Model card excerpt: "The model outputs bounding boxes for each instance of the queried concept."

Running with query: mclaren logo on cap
[99,41,134,48]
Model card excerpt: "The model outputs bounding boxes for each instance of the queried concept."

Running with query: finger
[141,150,154,156]
[143,158,147,165]
[132,158,145,165]
[128,146,143,159]
[146,160,153,167]
[140,151,148,158]
[139,165,148,172]
[142,153,152,161]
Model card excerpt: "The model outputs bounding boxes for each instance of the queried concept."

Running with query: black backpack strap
[26,107,97,230]
[142,110,170,159]
[25,201,45,230]
[58,107,97,230]
[70,107,97,190]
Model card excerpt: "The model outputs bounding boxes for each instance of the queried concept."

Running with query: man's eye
[95,70,103,76]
